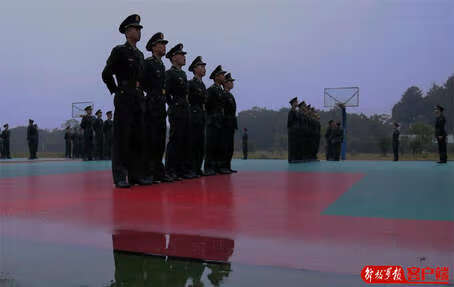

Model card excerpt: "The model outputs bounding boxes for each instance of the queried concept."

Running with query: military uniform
[242,129,248,159]
[331,123,343,161]
[392,123,400,161]
[435,105,447,163]
[188,56,208,176]
[1,125,11,159]
[324,122,333,161]
[27,120,39,159]
[103,111,113,160]
[93,110,104,160]
[287,98,298,163]
[143,33,171,181]
[64,127,72,158]
[78,128,84,159]
[102,14,149,187]
[204,65,227,174]
[80,107,95,161]
[164,44,194,179]
[221,73,237,172]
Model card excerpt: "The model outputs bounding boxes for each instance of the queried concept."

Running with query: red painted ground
[1,170,453,274]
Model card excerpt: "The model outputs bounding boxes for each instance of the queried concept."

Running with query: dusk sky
[1,0,453,129]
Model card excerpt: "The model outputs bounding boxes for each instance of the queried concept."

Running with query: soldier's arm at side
[102,47,120,95]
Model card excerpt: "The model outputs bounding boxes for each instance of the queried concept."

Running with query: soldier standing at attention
[93,109,104,160]
[78,127,84,159]
[71,127,78,159]
[287,97,298,163]
[392,122,400,162]
[102,14,153,187]
[221,73,238,173]
[27,119,39,159]
[332,122,343,161]
[103,111,113,160]
[314,113,321,160]
[434,105,448,164]
[64,126,72,159]
[80,106,95,161]
[205,65,228,175]
[242,128,248,160]
[143,32,173,183]
[1,124,11,159]
[188,56,208,176]
[164,43,195,180]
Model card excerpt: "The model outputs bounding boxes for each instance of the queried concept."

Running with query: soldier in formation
[1,124,11,159]
[434,105,447,164]
[93,109,104,160]
[27,119,39,159]
[287,98,321,163]
[64,126,72,158]
[103,111,113,160]
[101,14,240,188]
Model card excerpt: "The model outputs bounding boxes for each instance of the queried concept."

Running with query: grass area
[233,151,453,161]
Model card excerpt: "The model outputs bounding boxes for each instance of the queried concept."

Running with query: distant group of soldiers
[0,124,11,159]
[68,109,114,160]
[287,97,322,163]
[100,14,238,188]
[324,120,344,161]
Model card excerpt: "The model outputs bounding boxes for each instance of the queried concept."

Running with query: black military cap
[188,56,207,72]
[3,124,8,128]
[209,65,227,80]
[95,109,102,115]
[84,105,92,112]
[119,14,143,34]
[146,32,168,51]
[29,119,34,123]
[224,73,235,82]
[298,101,305,108]
[106,111,112,115]
[165,43,186,59]
[289,97,297,105]
[394,122,400,127]
[435,105,444,112]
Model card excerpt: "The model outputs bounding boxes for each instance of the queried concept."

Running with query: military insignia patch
[136,15,140,22]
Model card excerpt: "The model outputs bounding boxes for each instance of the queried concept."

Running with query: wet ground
[0,159,453,286]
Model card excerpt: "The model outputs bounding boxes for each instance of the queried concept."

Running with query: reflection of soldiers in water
[207,263,232,287]
[110,252,232,287]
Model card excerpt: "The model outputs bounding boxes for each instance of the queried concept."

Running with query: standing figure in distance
[287,97,298,163]
[325,120,333,161]
[103,111,113,160]
[221,72,237,173]
[434,105,448,164]
[102,14,152,187]
[188,56,208,176]
[242,128,248,160]
[80,106,95,161]
[143,32,173,182]
[1,124,11,159]
[392,122,400,161]
[332,122,343,161]
[64,126,72,159]
[27,119,39,159]
[93,109,104,160]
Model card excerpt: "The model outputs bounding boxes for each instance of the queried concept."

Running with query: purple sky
[1,0,453,129]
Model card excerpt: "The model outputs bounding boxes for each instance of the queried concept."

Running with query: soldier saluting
[102,14,152,188]
[188,56,208,177]
[143,32,173,183]
[434,105,447,164]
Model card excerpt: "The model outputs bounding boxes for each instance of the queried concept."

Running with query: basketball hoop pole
[341,106,347,160]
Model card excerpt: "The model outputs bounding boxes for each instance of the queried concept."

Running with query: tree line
[5,74,454,156]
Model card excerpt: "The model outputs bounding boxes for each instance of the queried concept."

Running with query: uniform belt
[119,81,140,89]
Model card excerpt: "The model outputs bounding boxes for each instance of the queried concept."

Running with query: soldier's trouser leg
[190,120,205,173]
[146,115,166,178]
[84,135,93,160]
[392,142,399,161]
[128,94,146,181]
[28,142,33,158]
[226,128,235,169]
[288,128,297,162]
[438,137,447,162]
[242,146,247,159]
[112,91,135,184]
[205,124,219,172]
[96,135,103,159]
[165,109,178,175]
